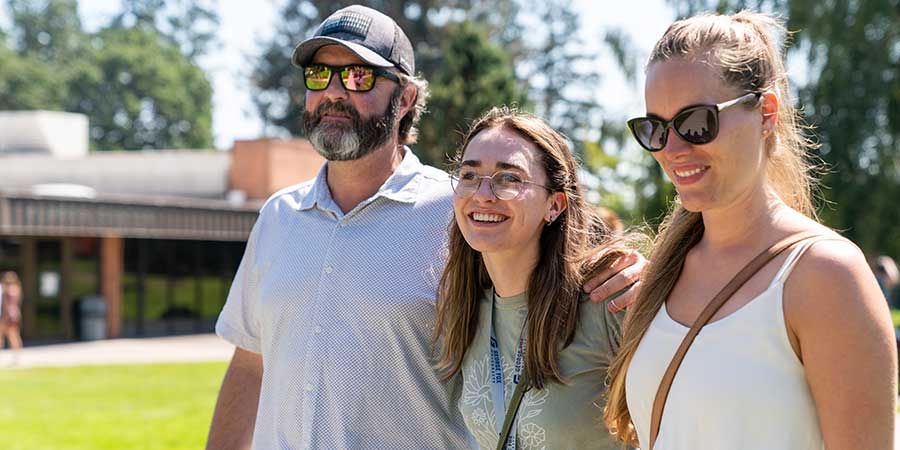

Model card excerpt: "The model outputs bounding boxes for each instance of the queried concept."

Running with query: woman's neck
[700,185,789,251]
[482,244,540,298]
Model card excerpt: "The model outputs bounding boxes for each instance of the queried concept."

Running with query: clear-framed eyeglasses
[450,169,551,201]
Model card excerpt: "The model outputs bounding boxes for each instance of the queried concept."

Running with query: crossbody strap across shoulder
[647,231,824,450]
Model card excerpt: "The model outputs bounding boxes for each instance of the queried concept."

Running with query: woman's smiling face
[644,56,767,213]
[452,126,566,258]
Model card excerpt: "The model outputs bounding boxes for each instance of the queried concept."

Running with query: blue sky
[1,0,677,149]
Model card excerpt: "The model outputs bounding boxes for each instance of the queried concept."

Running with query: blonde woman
[604,11,896,450]
[434,107,637,449]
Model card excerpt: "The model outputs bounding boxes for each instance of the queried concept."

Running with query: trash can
[79,295,107,341]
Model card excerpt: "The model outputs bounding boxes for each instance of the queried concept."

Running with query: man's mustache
[312,100,359,124]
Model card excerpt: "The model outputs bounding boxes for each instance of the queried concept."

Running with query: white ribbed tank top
[626,239,824,450]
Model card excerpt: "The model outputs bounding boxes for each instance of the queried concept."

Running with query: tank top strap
[769,235,838,287]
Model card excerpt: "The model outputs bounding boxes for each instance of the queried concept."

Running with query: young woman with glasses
[433,106,638,449]
[604,11,896,450]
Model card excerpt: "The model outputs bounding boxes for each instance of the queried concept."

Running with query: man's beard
[301,88,402,161]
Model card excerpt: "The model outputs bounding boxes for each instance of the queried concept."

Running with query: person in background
[594,205,625,235]
[0,271,24,365]
[873,255,899,305]
[604,10,896,450]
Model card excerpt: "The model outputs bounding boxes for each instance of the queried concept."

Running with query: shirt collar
[296,162,331,211]
[297,146,426,211]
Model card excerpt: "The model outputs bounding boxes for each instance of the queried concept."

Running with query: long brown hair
[603,11,820,445]
[432,106,626,389]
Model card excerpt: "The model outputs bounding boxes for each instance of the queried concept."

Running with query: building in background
[0,111,324,342]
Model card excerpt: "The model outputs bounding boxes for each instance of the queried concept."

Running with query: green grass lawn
[892,309,900,329]
[0,362,227,450]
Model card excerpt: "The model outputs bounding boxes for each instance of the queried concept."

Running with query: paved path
[0,333,234,369]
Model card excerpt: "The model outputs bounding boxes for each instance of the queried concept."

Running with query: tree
[249,0,519,144]
[250,0,641,174]
[5,0,84,62]
[68,26,213,150]
[0,0,215,150]
[417,20,525,166]
[494,1,656,223]
[517,0,601,147]
[666,0,900,256]
[0,46,68,110]
[112,0,220,60]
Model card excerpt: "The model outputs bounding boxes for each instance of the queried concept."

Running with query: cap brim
[291,37,394,69]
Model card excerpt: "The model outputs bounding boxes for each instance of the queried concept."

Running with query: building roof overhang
[0,189,260,241]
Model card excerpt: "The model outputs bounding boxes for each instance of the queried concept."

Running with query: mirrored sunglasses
[303,64,400,92]
[627,92,761,152]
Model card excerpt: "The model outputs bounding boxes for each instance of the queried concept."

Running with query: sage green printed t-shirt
[458,289,623,450]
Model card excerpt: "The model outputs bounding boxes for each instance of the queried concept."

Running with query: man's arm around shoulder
[206,347,263,450]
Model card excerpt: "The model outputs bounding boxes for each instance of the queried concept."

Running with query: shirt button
[305,384,315,392]
[313,326,322,335]
[324,266,333,274]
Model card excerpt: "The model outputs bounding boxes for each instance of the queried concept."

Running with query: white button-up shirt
[216,149,471,449]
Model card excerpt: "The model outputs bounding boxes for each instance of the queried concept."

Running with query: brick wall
[229,139,325,200]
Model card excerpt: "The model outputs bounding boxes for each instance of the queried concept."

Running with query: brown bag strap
[647,231,822,449]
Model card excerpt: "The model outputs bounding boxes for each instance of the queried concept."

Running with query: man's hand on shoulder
[583,250,648,312]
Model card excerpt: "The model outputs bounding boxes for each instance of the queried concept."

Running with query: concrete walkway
[0,333,234,369]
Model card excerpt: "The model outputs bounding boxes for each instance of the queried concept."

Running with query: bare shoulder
[788,236,872,295]
[784,234,889,333]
